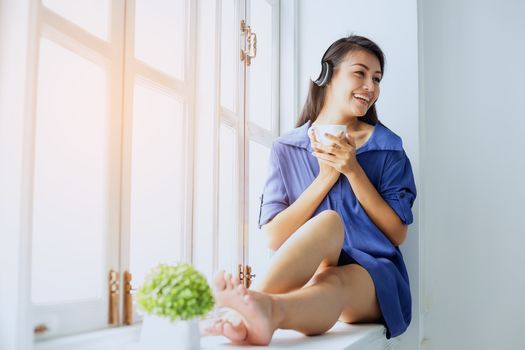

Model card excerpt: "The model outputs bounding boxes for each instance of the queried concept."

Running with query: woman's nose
[363,78,375,92]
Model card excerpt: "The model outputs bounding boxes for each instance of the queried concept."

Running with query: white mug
[308,124,347,145]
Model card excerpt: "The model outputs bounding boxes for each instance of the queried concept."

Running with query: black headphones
[313,60,333,87]
[313,39,344,87]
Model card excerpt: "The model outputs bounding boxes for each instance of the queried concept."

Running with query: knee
[316,210,344,229]
[310,266,344,288]
[314,210,344,243]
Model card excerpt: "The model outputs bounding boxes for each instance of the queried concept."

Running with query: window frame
[28,0,125,340]
[118,0,197,324]
[25,0,198,340]
[2,0,289,347]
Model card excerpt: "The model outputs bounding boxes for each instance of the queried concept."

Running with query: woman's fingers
[323,132,348,149]
[314,140,344,156]
[308,128,319,146]
[345,132,356,148]
[308,131,316,150]
[313,153,339,168]
[312,151,336,162]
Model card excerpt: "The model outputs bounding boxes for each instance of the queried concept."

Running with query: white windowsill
[34,324,142,350]
[200,323,397,350]
[130,322,397,350]
[33,322,397,350]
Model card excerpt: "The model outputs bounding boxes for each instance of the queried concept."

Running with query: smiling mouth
[352,94,369,107]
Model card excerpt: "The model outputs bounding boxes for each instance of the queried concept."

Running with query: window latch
[240,20,257,66]
[123,271,134,325]
[238,264,256,289]
[108,270,119,325]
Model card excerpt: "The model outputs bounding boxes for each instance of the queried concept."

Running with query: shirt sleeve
[258,143,289,229]
[379,151,417,225]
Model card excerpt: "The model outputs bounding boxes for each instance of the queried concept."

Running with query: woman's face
[326,50,382,118]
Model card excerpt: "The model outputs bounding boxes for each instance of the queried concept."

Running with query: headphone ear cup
[313,61,333,87]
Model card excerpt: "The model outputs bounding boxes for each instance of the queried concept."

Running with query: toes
[223,309,242,327]
[214,319,224,334]
[231,275,241,287]
[214,271,226,291]
[223,320,247,342]
[236,283,249,298]
[225,273,233,289]
[202,325,213,336]
[236,284,247,296]
[242,293,251,304]
[203,319,222,336]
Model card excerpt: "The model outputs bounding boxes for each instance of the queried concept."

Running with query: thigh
[332,264,382,324]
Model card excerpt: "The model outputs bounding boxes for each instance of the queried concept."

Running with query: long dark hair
[296,35,385,128]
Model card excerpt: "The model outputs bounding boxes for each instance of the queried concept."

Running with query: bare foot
[210,270,279,345]
[203,313,247,344]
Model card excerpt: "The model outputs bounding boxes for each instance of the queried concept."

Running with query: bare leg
[253,210,345,293]
[205,210,344,341]
[277,264,381,334]
[205,264,381,345]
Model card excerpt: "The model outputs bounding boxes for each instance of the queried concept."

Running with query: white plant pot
[140,315,201,350]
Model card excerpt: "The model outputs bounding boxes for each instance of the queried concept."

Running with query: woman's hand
[308,129,341,183]
[309,130,360,178]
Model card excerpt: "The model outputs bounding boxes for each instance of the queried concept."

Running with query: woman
[206,35,416,345]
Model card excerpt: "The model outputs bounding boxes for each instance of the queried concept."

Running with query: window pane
[247,0,274,130]
[129,81,184,287]
[218,124,238,273]
[42,0,111,41]
[248,140,271,279]
[134,0,186,79]
[220,0,237,112]
[31,38,109,304]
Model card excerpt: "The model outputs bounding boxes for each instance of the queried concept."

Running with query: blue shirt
[258,120,417,338]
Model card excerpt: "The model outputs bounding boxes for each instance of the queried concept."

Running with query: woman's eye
[354,71,364,77]
[373,77,381,83]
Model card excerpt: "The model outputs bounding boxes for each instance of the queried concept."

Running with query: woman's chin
[352,109,368,118]
[347,104,368,117]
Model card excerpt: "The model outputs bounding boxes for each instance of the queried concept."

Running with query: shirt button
[399,192,405,198]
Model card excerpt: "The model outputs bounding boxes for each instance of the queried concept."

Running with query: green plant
[137,263,215,321]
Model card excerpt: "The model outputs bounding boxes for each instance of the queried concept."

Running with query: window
[25,0,280,344]
[192,0,281,286]
[31,1,125,338]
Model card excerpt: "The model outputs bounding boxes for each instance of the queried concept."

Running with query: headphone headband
[313,39,345,87]
[313,61,332,87]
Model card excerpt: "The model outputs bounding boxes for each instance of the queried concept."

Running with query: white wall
[285,1,420,349]
[0,1,34,349]
[419,0,525,349]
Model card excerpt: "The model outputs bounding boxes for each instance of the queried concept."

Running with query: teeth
[353,94,370,102]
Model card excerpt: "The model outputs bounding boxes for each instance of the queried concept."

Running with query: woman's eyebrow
[351,63,382,75]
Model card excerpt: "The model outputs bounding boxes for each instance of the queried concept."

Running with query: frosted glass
[129,82,184,287]
[217,124,238,273]
[247,0,273,130]
[31,38,108,304]
[42,0,111,41]
[219,0,237,112]
[248,141,271,280]
[134,0,186,79]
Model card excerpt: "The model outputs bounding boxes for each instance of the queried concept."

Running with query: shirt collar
[276,119,404,154]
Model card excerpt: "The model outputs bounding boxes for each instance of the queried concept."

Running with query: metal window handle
[34,323,49,334]
[245,265,255,288]
[247,32,257,62]
[238,264,256,287]
[240,20,257,66]
[108,270,119,325]
[123,271,133,325]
